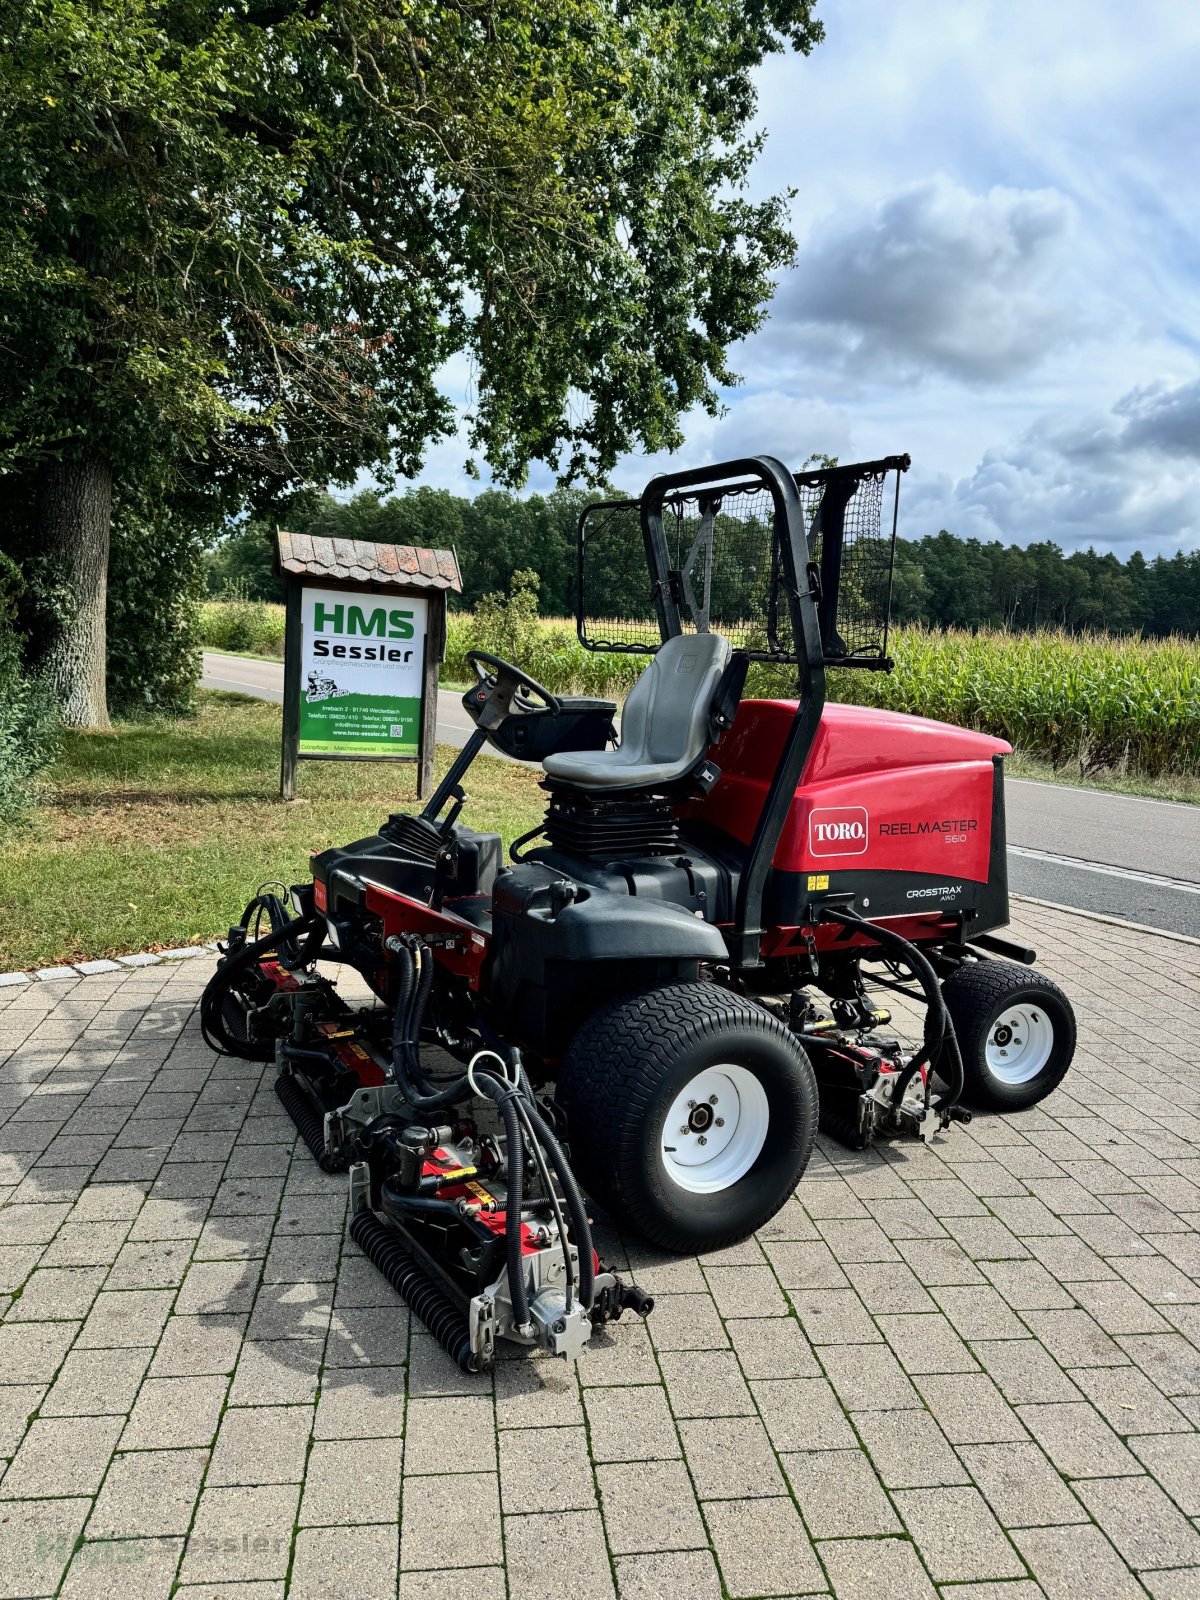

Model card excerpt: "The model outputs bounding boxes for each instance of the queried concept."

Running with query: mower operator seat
[541,632,731,792]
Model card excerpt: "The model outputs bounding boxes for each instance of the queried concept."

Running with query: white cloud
[904,377,1200,551]
[393,1,1200,559]
[771,177,1084,384]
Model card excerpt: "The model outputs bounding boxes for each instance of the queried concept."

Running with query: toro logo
[809,806,869,857]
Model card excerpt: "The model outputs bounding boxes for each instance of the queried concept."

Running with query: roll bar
[640,456,826,967]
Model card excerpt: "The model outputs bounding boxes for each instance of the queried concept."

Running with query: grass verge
[1006,751,1200,806]
[3,691,544,973]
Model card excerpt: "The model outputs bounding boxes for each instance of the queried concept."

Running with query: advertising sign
[297,584,429,756]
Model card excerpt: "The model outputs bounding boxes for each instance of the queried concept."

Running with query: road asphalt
[201,651,1199,938]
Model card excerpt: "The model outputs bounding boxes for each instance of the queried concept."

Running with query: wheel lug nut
[709,1095,718,1104]
[687,1099,696,1109]
[715,1117,725,1127]
[680,1125,689,1135]
[698,1135,707,1146]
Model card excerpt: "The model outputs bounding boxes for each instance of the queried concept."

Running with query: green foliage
[891,533,1200,639]
[436,614,1195,779]
[0,552,58,834]
[205,483,1200,640]
[470,569,546,667]
[199,592,287,656]
[204,522,284,603]
[827,628,1200,779]
[107,494,206,716]
[0,0,821,506]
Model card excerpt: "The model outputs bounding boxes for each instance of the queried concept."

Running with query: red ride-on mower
[202,454,1076,1372]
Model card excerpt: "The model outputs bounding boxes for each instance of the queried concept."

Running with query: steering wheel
[464,649,561,730]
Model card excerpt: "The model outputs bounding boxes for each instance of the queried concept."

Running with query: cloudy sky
[418,0,1200,559]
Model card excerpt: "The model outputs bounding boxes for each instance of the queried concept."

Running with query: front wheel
[942,960,1076,1112]
[554,982,818,1253]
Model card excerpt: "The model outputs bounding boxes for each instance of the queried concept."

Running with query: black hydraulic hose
[818,906,964,1113]
[512,1089,595,1310]
[389,945,472,1113]
[380,1184,473,1220]
[201,912,318,1057]
[510,1093,575,1314]
[470,1073,530,1331]
[383,955,530,1329]
[384,936,594,1324]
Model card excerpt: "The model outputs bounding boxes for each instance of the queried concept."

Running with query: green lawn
[4,691,544,972]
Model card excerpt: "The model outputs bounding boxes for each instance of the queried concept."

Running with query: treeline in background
[208,484,1200,639]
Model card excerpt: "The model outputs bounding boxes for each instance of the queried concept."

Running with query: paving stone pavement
[0,900,1198,1598]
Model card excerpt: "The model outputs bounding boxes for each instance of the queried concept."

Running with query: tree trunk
[37,454,113,729]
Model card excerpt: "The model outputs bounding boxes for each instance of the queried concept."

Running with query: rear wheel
[555,982,818,1253]
[942,960,1075,1112]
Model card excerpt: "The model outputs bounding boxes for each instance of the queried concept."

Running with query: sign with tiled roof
[276,531,462,593]
[276,533,454,800]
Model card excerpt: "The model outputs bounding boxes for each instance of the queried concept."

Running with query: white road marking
[1008,845,1200,895]
[1007,777,1196,811]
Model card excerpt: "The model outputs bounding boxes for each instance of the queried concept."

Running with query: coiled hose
[386,939,595,1322]
[200,908,319,1060]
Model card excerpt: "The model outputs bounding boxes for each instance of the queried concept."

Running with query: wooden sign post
[276,533,462,802]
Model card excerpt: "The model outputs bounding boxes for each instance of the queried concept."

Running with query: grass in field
[1006,751,1200,806]
[2,691,545,972]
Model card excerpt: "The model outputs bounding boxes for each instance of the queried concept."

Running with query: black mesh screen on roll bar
[797,464,898,662]
[578,458,904,665]
[578,499,662,654]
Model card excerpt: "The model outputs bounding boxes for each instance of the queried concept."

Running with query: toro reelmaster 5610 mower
[203,454,1076,1372]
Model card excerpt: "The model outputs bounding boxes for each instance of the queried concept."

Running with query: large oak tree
[0,0,822,725]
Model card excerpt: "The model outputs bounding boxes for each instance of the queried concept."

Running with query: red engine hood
[682,699,1010,884]
[718,700,1011,788]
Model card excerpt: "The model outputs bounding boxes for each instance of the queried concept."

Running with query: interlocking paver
[970,1336,1083,1405]
[289,1524,397,1600]
[208,1402,313,1485]
[299,1436,404,1525]
[120,1373,229,1449]
[1,909,1199,1597]
[583,1383,678,1463]
[503,1508,613,1600]
[1070,1361,1192,1435]
[0,1413,122,1498]
[894,1484,1024,1582]
[400,1472,501,1571]
[614,1548,723,1600]
[87,1447,208,1537]
[704,1495,824,1597]
[1016,1398,1141,1477]
[1015,1522,1150,1600]
[817,1534,938,1599]
[1074,1473,1200,1570]
[60,1535,183,1600]
[179,1481,300,1584]
[854,1406,972,1489]
[0,1497,92,1598]
[596,1457,706,1554]
[783,1446,901,1537]
[679,1414,785,1498]
[958,1440,1087,1528]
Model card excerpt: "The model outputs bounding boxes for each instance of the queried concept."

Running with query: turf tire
[942,960,1075,1112]
[554,981,818,1253]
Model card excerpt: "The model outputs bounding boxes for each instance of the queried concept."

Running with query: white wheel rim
[660,1064,769,1195]
[985,1003,1055,1084]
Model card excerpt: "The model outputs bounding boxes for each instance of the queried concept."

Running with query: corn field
[199,600,1199,779]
